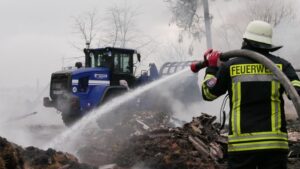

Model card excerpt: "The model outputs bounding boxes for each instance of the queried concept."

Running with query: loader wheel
[61,112,81,127]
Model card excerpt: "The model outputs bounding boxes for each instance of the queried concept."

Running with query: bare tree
[164,0,213,57]
[72,10,101,49]
[70,3,157,72]
[165,0,206,42]
[165,0,296,53]
[167,0,295,32]
[71,2,158,51]
[246,0,295,27]
[101,2,159,69]
[102,3,140,48]
[215,0,296,50]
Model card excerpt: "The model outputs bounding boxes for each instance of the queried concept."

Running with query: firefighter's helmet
[243,20,282,51]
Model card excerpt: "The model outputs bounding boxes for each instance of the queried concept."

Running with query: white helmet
[243,20,282,51]
[243,20,272,45]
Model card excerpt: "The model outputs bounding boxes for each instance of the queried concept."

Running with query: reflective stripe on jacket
[202,51,300,153]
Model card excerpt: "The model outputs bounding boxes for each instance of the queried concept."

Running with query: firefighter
[200,20,300,169]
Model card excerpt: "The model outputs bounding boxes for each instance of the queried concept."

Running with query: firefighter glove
[207,50,221,67]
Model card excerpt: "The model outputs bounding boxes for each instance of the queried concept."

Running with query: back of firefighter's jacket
[202,52,300,153]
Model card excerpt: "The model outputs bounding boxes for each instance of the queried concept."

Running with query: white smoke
[0,86,65,148]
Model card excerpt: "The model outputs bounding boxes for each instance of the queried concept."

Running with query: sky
[1,0,300,89]
[0,0,177,88]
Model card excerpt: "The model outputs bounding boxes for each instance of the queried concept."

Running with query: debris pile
[114,113,227,169]
[287,119,300,169]
[77,111,171,166]
[289,141,300,168]
[0,137,96,169]
[77,112,227,168]
[288,119,300,142]
[2,111,300,169]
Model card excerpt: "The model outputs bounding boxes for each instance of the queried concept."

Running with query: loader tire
[61,112,81,127]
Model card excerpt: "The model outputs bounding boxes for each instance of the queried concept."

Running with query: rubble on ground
[287,119,300,169]
[77,111,172,166]
[78,111,300,169]
[77,112,227,169]
[114,113,227,169]
[288,119,300,142]
[0,137,96,169]
[1,111,300,169]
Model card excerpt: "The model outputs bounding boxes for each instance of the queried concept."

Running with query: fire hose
[191,49,300,120]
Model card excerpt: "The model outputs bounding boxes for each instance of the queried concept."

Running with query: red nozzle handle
[190,49,213,73]
[190,60,207,73]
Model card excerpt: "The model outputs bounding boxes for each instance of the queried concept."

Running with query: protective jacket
[202,48,300,153]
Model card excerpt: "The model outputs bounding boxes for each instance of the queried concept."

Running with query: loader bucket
[159,61,194,77]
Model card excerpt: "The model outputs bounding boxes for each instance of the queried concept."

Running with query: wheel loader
[43,47,200,126]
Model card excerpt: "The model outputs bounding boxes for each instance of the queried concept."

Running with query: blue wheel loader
[43,47,200,126]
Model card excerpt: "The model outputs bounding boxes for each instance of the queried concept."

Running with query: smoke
[148,1,299,125]
[45,68,228,154]
[210,0,300,62]
[146,69,227,123]
[0,86,65,148]
[148,0,300,71]
[274,20,300,66]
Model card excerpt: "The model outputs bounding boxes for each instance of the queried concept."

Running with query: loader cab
[84,47,139,87]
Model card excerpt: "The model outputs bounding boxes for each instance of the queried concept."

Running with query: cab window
[90,52,110,68]
[114,53,131,73]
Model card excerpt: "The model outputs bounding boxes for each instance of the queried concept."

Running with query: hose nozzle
[190,60,207,73]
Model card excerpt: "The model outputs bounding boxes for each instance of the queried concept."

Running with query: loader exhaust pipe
[220,49,300,119]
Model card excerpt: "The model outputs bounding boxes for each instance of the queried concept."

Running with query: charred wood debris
[77,111,300,169]
[112,113,228,169]
[287,119,300,169]
[0,136,96,169]
[0,111,300,169]
[77,112,228,169]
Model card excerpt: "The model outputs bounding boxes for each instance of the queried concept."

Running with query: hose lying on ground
[221,49,300,120]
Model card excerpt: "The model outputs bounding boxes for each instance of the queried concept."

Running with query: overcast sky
[0,0,177,88]
[1,0,300,89]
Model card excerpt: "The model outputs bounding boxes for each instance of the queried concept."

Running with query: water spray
[45,68,190,151]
